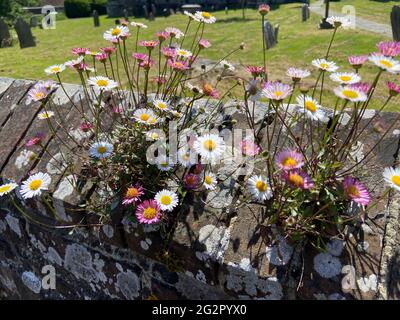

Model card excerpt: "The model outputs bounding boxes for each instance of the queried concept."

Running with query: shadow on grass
[216,17,257,23]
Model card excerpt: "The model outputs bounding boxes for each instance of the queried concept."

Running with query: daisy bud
[261,150,269,157]
[285,216,296,227]
[217,76,222,81]
[240,43,245,50]
[258,4,270,16]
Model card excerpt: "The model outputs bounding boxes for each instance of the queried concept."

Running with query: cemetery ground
[0,3,398,110]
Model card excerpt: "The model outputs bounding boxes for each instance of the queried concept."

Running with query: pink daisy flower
[27,84,50,103]
[165,27,184,39]
[168,59,189,71]
[245,65,265,78]
[377,41,400,57]
[343,176,371,206]
[162,47,177,59]
[258,3,271,16]
[262,82,293,101]
[275,150,304,171]
[122,184,144,205]
[26,133,45,147]
[349,82,370,94]
[194,164,204,175]
[203,83,219,99]
[348,55,369,68]
[72,47,90,56]
[387,81,400,96]
[239,139,261,156]
[79,122,93,132]
[100,47,116,55]
[287,67,310,82]
[139,59,155,69]
[156,31,169,41]
[282,170,314,189]
[95,53,108,63]
[135,199,161,224]
[199,39,211,49]
[139,40,159,49]
[184,173,200,189]
[151,76,167,85]
[132,52,149,61]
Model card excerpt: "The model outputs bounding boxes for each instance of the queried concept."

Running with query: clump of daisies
[3,7,400,252]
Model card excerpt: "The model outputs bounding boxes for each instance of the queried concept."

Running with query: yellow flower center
[35,92,45,99]
[158,103,167,109]
[97,146,107,154]
[320,63,329,69]
[342,89,359,99]
[96,79,109,87]
[203,139,216,151]
[29,179,43,191]
[148,117,157,124]
[391,175,400,186]
[111,28,121,36]
[202,12,211,19]
[380,60,393,68]
[305,101,317,113]
[288,173,304,187]
[140,113,150,121]
[204,176,213,185]
[182,154,190,161]
[255,180,268,192]
[51,67,61,73]
[0,185,11,193]
[126,187,139,199]
[150,132,159,139]
[160,195,172,205]
[274,90,283,97]
[143,207,157,220]
[282,157,297,167]
[339,75,352,82]
[346,185,360,197]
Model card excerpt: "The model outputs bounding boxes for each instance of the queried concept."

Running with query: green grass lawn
[0,3,398,110]
[324,0,397,25]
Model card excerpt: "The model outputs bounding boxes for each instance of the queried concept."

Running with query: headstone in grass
[0,17,12,48]
[302,4,310,22]
[123,8,129,22]
[93,10,100,27]
[391,6,400,41]
[142,5,149,19]
[319,0,334,29]
[14,18,36,49]
[264,21,277,49]
[30,16,38,28]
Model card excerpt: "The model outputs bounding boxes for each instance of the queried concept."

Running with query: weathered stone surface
[0,78,399,300]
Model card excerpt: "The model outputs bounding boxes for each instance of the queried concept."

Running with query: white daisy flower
[130,21,148,29]
[37,111,55,120]
[176,48,193,59]
[330,72,361,85]
[312,59,339,72]
[184,10,200,21]
[369,54,400,74]
[64,56,84,68]
[178,148,197,168]
[203,172,217,190]
[186,83,203,95]
[20,172,51,199]
[296,95,325,121]
[133,108,157,125]
[0,182,18,197]
[103,25,130,41]
[334,86,367,102]
[326,16,352,29]
[383,167,400,191]
[193,133,226,162]
[165,27,184,39]
[247,175,273,201]
[45,64,65,75]
[156,157,174,171]
[219,60,235,72]
[153,99,170,112]
[89,141,113,159]
[194,11,217,24]
[146,130,161,141]
[154,189,179,211]
[88,76,118,91]
[287,67,310,81]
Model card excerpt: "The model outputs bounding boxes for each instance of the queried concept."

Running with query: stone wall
[0,77,399,300]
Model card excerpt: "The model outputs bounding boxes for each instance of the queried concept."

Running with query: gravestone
[302,4,310,22]
[264,21,277,49]
[0,17,12,48]
[391,6,400,41]
[142,5,149,19]
[123,8,129,21]
[14,18,36,49]
[225,6,228,15]
[319,0,334,29]
[30,16,38,28]
[274,24,280,44]
[93,10,100,27]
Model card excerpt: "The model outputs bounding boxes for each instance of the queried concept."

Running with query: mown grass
[0,3,398,110]
[325,0,397,24]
